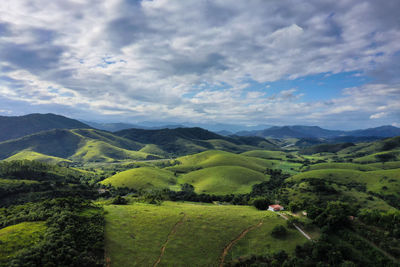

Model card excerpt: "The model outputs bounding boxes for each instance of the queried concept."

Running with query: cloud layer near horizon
[1,0,399,129]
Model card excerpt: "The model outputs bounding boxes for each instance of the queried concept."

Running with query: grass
[4,150,71,165]
[288,168,400,197]
[100,167,176,190]
[168,150,274,173]
[103,201,308,267]
[0,221,46,262]
[241,150,288,160]
[139,144,168,157]
[367,161,400,170]
[306,162,379,172]
[71,140,161,163]
[0,178,39,188]
[353,150,400,164]
[179,166,270,195]
[226,212,308,261]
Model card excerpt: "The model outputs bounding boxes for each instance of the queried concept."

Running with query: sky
[0,0,400,130]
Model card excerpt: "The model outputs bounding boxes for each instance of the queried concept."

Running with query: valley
[0,114,400,266]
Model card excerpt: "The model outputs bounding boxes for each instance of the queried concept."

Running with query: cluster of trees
[1,197,104,267]
[229,230,396,266]
[0,160,101,207]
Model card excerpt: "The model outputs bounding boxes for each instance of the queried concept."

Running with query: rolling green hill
[104,201,307,267]
[241,150,288,160]
[100,167,176,190]
[168,150,274,173]
[0,127,281,163]
[179,166,269,195]
[306,162,379,172]
[288,168,400,197]
[0,221,46,262]
[4,150,72,165]
[0,129,163,163]
[115,127,278,155]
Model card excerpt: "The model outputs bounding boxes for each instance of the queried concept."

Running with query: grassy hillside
[0,129,83,159]
[70,140,160,163]
[306,162,379,172]
[0,128,165,163]
[168,150,274,173]
[288,168,400,197]
[100,167,176,190]
[241,150,288,160]
[179,166,269,195]
[4,150,71,165]
[0,113,91,142]
[0,178,38,188]
[138,144,168,157]
[104,201,307,267]
[0,221,46,262]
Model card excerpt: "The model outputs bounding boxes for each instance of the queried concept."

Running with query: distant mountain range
[236,125,400,139]
[0,114,399,145]
[0,127,278,163]
[84,120,272,133]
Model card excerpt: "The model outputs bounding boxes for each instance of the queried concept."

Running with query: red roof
[269,204,283,211]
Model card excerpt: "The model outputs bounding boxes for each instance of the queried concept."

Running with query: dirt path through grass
[153,213,187,267]
[219,221,263,267]
[278,213,312,240]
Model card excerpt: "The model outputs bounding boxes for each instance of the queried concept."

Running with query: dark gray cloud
[0,43,64,72]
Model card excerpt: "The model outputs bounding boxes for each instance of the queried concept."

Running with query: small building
[268,204,284,211]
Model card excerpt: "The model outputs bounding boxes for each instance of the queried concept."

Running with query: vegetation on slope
[104,201,307,267]
[0,113,91,142]
[100,167,176,190]
[180,166,269,195]
[0,221,46,262]
[168,150,274,173]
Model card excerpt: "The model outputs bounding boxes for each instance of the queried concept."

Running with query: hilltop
[0,113,91,142]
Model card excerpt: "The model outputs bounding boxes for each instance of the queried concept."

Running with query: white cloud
[370,112,386,119]
[0,0,399,127]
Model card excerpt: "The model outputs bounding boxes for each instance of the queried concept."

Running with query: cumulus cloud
[0,0,399,128]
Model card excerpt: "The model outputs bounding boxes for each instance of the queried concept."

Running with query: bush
[253,197,270,210]
[271,225,287,238]
[112,195,128,205]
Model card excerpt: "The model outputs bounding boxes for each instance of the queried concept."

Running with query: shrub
[112,195,128,205]
[271,225,287,238]
[253,197,270,210]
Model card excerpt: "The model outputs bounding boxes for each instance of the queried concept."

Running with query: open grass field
[179,166,270,195]
[103,201,308,267]
[0,221,46,262]
[100,167,176,190]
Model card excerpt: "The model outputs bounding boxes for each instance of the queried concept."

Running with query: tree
[271,225,287,238]
[375,153,396,165]
[112,195,128,205]
[252,197,270,210]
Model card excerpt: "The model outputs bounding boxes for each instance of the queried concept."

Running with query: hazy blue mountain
[236,125,400,139]
[347,125,400,137]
